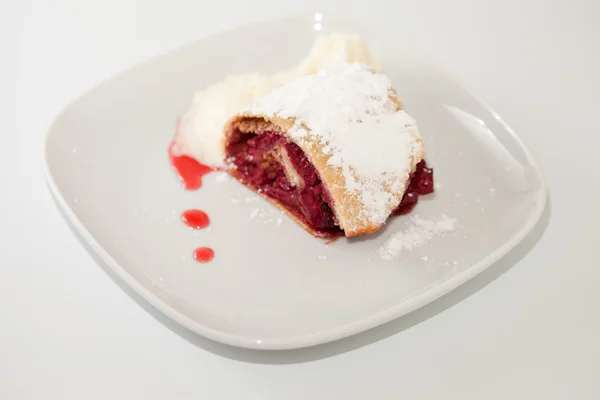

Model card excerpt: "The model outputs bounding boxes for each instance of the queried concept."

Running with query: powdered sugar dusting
[215,172,232,182]
[248,63,423,231]
[249,208,260,220]
[377,214,457,260]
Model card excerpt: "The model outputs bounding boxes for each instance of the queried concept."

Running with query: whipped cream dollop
[171,33,379,167]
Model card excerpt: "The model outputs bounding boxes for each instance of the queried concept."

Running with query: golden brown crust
[223,98,424,238]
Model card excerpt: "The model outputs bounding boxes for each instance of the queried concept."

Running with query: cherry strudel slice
[224,63,431,238]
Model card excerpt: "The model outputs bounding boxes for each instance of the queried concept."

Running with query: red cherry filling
[227,131,341,237]
[392,160,434,215]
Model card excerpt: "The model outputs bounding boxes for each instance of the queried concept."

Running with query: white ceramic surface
[43,16,546,349]
[9,0,600,398]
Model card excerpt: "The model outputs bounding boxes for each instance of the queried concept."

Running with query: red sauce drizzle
[169,142,216,190]
[193,247,214,263]
[170,124,217,263]
[181,209,210,230]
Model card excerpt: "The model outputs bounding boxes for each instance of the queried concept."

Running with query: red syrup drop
[193,247,214,263]
[169,141,217,190]
[181,209,210,230]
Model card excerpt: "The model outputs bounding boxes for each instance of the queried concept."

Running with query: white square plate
[44,16,546,349]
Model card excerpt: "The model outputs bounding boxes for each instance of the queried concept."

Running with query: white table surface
[3,0,599,398]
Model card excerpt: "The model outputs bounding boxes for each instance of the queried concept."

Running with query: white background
[2,0,599,398]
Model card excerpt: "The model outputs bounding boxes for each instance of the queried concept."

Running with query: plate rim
[42,17,548,350]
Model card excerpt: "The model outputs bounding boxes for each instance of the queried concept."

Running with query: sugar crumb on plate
[249,208,260,220]
[377,213,457,260]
